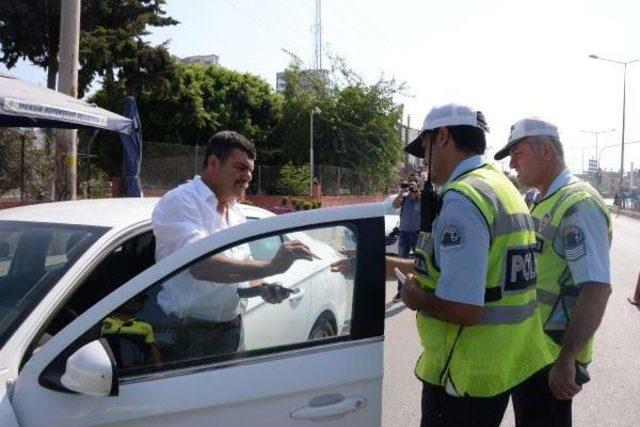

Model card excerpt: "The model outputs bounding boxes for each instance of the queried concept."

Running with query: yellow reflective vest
[414,163,553,397]
[530,180,611,364]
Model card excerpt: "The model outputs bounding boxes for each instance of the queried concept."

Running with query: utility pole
[313,0,322,69]
[55,0,81,200]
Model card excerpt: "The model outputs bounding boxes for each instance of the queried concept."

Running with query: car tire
[308,314,337,340]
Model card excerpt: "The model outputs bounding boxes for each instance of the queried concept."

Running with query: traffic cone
[628,271,640,306]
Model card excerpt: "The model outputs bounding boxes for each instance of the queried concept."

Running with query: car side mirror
[60,339,118,396]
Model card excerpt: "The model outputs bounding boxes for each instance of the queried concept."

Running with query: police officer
[494,118,612,426]
[395,104,552,427]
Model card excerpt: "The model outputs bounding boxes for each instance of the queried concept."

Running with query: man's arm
[401,278,483,325]
[392,192,405,209]
[190,240,313,283]
[401,193,488,326]
[548,201,612,399]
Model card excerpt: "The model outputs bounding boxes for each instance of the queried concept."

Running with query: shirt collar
[544,168,576,198]
[192,175,238,208]
[445,155,487,185]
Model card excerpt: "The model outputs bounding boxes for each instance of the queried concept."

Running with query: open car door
[10,204,386,427]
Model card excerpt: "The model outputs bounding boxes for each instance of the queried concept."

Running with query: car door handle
[288,288,305,302]
[290,395,366,420]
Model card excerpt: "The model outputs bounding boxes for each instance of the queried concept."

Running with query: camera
[400,182,409,190]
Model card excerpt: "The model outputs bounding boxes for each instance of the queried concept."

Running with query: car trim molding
[119,336,384,385]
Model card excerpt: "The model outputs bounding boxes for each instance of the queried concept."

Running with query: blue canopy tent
[0,72,143,197]
[119,96,143,197]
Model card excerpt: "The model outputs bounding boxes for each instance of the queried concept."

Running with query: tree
[0,129,51,200]
[275,163,310,196]
[0,0,177,91]
[89,63,283,175]
[273,56,405,193]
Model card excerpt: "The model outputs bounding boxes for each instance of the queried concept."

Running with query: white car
[0,198,386,426]
[382,194,401,255]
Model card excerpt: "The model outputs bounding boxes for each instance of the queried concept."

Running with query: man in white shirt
[152,131,312,357]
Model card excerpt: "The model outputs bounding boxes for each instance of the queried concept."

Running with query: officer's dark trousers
[420,381,509,427]
[511,365,572,427]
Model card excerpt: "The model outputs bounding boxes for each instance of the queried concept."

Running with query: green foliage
[0,0,178,92]
[0,129,51,199]
[90,63,283,175]
[302,202,312,210]
[275,163,311,196]
[272,55,405,193]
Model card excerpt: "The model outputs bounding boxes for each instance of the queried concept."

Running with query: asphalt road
[381,214,640,427]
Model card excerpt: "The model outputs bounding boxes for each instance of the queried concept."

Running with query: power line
[222,0,308,58]
[342,0,391,44]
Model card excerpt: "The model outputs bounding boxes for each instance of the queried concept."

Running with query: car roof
[0,198,274,229]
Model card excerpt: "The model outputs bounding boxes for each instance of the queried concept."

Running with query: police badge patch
[441,225,463,248]
[562,225,586,260]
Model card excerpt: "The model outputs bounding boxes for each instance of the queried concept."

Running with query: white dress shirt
[152,175,250,321]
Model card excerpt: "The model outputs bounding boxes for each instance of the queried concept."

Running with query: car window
[94,224,358,377]
[0,221,107,350]
[383,195,400,215]
[248,235,282,261]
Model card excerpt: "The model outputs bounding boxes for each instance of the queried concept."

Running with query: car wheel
[308,314,337,340]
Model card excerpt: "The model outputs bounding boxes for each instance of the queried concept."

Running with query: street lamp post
[580,128,615,173]
[310,107,321,197]
[589,54,640,190]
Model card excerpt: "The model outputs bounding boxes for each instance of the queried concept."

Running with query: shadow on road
[385,301,409,318]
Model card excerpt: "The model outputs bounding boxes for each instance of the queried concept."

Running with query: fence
[140,141,394,196]
[2,138,398,206]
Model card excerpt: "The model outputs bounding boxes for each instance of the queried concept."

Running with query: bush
[302,202,312,210]
[280,196,289,207]
[240,199,254,205]
[275,163,311,196]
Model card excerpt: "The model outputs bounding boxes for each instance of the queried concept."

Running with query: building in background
[180,54,220,66]
[275,69,329,93]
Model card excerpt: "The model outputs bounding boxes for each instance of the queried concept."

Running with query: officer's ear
[539,138,555,160]
[440,127,453,149]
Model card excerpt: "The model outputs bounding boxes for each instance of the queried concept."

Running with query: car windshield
[0,221,108,349]
[383,196,400,215]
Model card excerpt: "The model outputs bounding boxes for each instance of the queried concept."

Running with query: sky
[5,0,640,174]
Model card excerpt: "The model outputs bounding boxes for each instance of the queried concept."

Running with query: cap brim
[494,141,517,160]
[404,136,425,158]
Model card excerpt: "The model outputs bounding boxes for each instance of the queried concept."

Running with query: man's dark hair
[444,111,487,155]
[203,131,256,167]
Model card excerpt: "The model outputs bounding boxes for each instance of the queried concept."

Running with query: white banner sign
[2,97,108,128]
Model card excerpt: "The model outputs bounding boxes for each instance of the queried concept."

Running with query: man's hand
[269,240,313,275]
[400,274,427,310]
[548,357,582,400]
[259,283,291,304]
[330,249,356,279]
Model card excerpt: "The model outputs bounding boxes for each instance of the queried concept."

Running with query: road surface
[381,214,640,426]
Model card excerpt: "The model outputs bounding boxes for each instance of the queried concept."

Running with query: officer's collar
[445,155,487,185]
[543,168,576,199]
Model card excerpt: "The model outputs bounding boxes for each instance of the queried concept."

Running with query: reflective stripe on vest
[413,163,553,398]
[420,299,537,325]
[461,177,535,237]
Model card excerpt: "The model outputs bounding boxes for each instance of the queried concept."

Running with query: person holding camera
[391,174,421,302]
